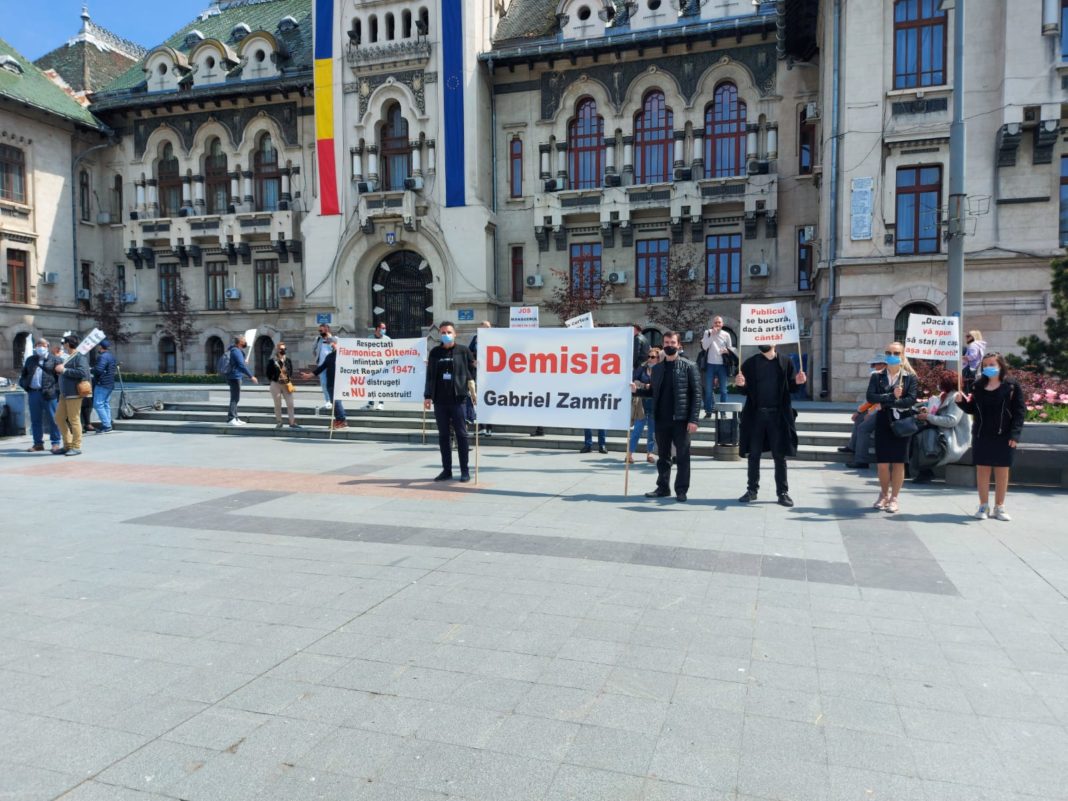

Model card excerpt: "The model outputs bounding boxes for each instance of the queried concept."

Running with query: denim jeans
[318,370,331,404]
[629,414,655,453]
[584,429,606,447]
[228,379,241,420]
[703,363,729,411]
[93,386,113,430]
[28,390,60,447]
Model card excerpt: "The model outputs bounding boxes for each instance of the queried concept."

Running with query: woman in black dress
[956,353,1025,521]
[866,343,918,514]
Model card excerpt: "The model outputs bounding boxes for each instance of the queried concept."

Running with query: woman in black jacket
[312,338,347,430]
[866,344,918,514]
[955,352,1026,521]
[266,343,299,429]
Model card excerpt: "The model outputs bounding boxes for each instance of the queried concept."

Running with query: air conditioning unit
[543,178,563,192]
[607,271,628,285]
[356,180,377,194]
[804,101,820,120]
[525,274,544,288]
[278,286,296,299]
[43,272,59,285]
[96,212,112,225]
[76,288,91,300]
[748,263,770,278]
[129,211,139,221]
[803,225,816,241]
[403,176,424,191]
[224,287,241,300]
[121,292,137,304]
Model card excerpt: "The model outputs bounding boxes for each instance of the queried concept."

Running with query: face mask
[379,328,386,336]
[662,345,678,356]
[982,366,1000,379]
[758,345,772,354]
[441,333,454,345]
[885,355,901,366]
[35,347,48,358]
[278,350,286,356]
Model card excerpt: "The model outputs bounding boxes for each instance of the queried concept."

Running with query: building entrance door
[371,251,433,338]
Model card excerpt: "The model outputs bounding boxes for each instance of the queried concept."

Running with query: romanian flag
[314,0,340,215]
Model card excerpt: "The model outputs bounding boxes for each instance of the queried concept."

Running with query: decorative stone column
[622,135,634,181]
[351,147,363,181]
[192,175,205,213]
[766,123,778,160]
[280,168,292,203]
[673,131,686,170]
[181,175,192,210]
[555,142,568,184]
[229,172,240,209]
[604,137,616,176]
[135,181,146,215]
[410,140,422,177]
[366,145,379,184]
[427,140,436,175]
[692,133,704,177]
[241,170,254,208]
[145,179,158,217]
[539,144,551,179]
[746,123,760,162]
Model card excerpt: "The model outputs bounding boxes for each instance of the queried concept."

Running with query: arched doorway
[159,337,177,374]
[254,335,274,378]
[894,301,938,345]
[12,332,30,370]
[370,250,433,338]
[642,327,663,349]
[205,336,224,374]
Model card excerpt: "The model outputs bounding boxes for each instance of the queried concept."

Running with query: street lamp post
[943,0,965,320]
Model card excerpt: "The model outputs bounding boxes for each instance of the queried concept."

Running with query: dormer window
[184,30,205,48]
[239,34,280,80]
[0,55,24,75]
[231,23,251,43]
[144,47,187,92]
[277,15,298,33]
[559,0,608,40]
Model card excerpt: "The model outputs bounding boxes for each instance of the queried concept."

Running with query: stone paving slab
[0,430,1066,801]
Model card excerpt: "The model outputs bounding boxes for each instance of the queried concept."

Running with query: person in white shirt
[700,316,733,418]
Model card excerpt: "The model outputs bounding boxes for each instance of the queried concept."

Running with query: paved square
[1,431,1066,801]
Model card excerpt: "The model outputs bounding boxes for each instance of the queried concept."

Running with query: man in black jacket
[632,330,702,502]
[735,344,807,507]
[18,338,62,453]
[312,337,347,430]
[424,321,475,482]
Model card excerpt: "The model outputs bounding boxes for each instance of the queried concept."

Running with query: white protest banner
[477,327,631,430]
[739,301,800,347]
[333,337,427,403]
[75,328,107,355]
[23,333,34,364]
[565,312,594,329]
[244,328,258,349]
[509,306,540,328]
[904,313,960,361]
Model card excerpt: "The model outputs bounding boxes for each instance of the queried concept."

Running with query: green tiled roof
[92,0,312,104]
[493,0,560,43]
[0,36,102,128]
[35,40,142,95]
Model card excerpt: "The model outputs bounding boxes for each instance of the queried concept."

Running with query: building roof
[34,7,146,97]
[493,0,560,43]
[0,35,103,128]
[91,0,312,108]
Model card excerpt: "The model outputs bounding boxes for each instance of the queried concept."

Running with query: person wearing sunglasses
[866,342,918,513]
[628,348,661,464]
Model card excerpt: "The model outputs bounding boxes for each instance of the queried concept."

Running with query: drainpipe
[489,61,500,305]
[70,133,115,306]
[818,0,841,399]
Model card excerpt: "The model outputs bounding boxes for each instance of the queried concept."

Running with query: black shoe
[702,411,712,420]
[777,493,794,507]
[837,446,854,453]
[580,445,592,453]
[845,462,870,469]
[676,493,688,502]
[645,489,671,498]
[738,490,758,503]
[531,428,545,437]
[434,470,453,481]
[597,445,608,454]
[459,472,471,483]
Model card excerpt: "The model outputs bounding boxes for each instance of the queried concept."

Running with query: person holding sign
[700,317,734,416]
[955,353,1026,521]
[424,321,475,482]
[866,343,918,514]
[312,338,348,430]
[735,344,806,507]
[631,331,702,502]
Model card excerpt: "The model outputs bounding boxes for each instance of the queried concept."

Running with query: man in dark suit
[631,330,702,502]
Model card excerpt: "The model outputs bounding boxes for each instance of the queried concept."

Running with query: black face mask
[758,345,773,353]
[662,345,678,356]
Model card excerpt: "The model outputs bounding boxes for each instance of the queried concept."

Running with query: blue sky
[2,0,206,60]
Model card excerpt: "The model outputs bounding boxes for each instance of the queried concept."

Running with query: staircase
[111,385,857,462]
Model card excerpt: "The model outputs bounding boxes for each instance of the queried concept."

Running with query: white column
[229,172,240,206]
[604,139,616,173]
[280,170,291,198]
[427,140,436,175]
[411,141,422,176]
[135,181,146,213]
[1044,0,1059,34]
[242,171,254,205]
[746,124,759,161]
[193,176,205,211]
[766,124,778,160]
[351,149,363,180]
[556,143,567,179]
[146,180,158,215]
[181,176,192,208]
[673,132,685,168]
[367,147,379,182]
[692,134,703,164]
[623,137,634,172]
[539,145,550,178]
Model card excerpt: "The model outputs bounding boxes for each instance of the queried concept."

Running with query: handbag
[77,380,92,398]
[695,348,708,372]
[890,412,919,438]
[914,425,947,466]
[285,381,295,394]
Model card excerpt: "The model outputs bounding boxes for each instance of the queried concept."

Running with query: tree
[645,243,708,336]
[541,266,613,324]
[161,274,197,373]
[91,271,131,344]
[1010,254,1068,376]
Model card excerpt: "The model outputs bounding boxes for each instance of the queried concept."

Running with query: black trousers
[654,419,691,494]
[433,401,469,472]
[227,379,241,420]
[747,408,788,495]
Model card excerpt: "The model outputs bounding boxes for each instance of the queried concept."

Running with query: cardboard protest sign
[23,333,34,364]
[76,328,107,355]
[477,327,631,430]
[244,328,258,350]
[739,301,799,346]
[333,337,427,403]
[904,314,960,361]
[565,312,594,329]
[509,306,540,328]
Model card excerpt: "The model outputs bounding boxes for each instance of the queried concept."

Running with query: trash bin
[0,387,28,437]
[713,401,743,461]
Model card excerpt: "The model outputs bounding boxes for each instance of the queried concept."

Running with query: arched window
[705,82,747,178]
[79,170,91,221]
[205,336,224,373]
[418,7,429,36]
[509,137,523,198]
[380,103,411,191]
[253,133,280,211]
[369,14,379,42]
[568,97,604,190]
[634,90,672,184]
[205,137,229,214]
[894,302,938,346]
[158,336,177,374]
[385,12,395,40]
[402,9,412,38]
[0,144,26,203]
[157,143,181,217]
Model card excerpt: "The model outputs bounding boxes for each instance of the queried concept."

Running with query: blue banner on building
[442,0,466,208]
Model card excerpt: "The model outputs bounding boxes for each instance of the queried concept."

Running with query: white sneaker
[228,418,246,427]
[993,506,1012,521]
[376,402,385,410]
[974,504,988,520]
